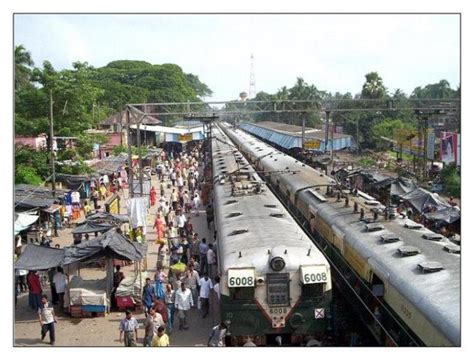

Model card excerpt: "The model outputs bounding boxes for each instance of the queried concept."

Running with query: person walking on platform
[164,283,176,334]
[151,326,170,347]
[142,278,156,317]
[175,282,193,330]
[150,186,157,207]
[199,273,213,319]
[207,244,217,278]
[38,295,57,346]
[119,310,139,347]
[199,238,209,275]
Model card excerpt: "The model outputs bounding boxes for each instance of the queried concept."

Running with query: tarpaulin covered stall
[399,187,450,214]
[64,276,109,308]
[14,213,39,235]
[63,229,147,265]
[390,177,418,197]
[15,244,65,271]
[72,222,115,234]
[83,212,129,224]
[423,206,461,224]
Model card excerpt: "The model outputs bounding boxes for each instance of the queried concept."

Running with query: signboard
[457,134,461,166]
[227,268,255,287]
[178,133,193,142]
[441,132,459,165]
[314,308,325,319]
[305,140,321,149]
[300,265,329,284]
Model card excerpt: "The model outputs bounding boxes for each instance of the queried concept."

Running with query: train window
[301,283,324,299]
[230,287,255,301]
[267,273,290,306]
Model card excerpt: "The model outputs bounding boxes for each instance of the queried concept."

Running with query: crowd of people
[15,140,229,347]
[116,142,223,347]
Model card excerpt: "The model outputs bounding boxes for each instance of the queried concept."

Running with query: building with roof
[129,123,204,146]
[239,121,354,152]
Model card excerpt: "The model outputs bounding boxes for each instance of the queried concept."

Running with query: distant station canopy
[239,121,354,151]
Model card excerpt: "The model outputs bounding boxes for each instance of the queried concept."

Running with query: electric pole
[50,89,58,237]
[50,89,56,198]
[324,110,330,152]
[301,113,306,152]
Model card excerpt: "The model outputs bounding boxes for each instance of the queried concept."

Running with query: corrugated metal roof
[240,122,353,151]
[255,121,349,140]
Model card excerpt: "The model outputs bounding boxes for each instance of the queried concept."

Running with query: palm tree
[15,45,34,92]
[361,72,387,99]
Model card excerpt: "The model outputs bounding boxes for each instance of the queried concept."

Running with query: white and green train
[211,125,332,346]
[222,123,460,347]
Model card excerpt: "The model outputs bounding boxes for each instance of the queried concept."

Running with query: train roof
[211,126,329,273]
[223,123,460,346]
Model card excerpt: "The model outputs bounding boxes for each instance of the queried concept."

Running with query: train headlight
[270,256,286,272]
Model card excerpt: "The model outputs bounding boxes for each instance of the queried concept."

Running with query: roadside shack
[15,228,147,318]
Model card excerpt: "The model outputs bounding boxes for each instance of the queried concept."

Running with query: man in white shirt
[52,267,67,308]
[213,276,220,301]
[177,212,186,237]
[38,295,57,345]
[206,244,217,278]
[174,282,194,330]
[198,274,213,319]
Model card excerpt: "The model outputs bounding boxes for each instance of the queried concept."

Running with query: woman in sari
[150,186,157,207]
[154,214,166,254]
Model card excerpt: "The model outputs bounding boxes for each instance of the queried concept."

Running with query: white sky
[14,14,460,101]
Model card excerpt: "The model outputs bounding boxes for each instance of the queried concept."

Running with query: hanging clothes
[65,192,72,205]
[84,182,90,198]
[103,174,110,185]
[71,191,80,204]
[127,197,148,235]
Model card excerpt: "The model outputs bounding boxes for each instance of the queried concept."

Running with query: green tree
[112,144,128,156]
[410,80,457,99]
[370,118,415,148]
[75,133,108,159]
[361,72,387,99]
[185,73,213,98]
[15,145,50,179]
[15,45,34,93]
[15,164,43,185]
[440,164,460,198]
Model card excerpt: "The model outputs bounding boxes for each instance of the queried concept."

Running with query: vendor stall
[15,228,147,318]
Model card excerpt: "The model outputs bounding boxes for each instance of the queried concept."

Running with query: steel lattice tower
[249,54,256,99]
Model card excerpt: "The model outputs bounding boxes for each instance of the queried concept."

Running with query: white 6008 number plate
[300,265,328,284]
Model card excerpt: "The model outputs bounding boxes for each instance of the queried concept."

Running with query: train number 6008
[304,272,327,283]
[229,276,254,287]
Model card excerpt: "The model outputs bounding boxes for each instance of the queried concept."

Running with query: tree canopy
[14,45,213,184]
